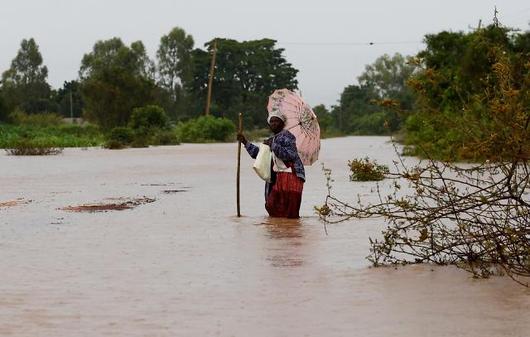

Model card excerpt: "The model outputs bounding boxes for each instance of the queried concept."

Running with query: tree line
[0,27,298,131]
[318,23,530,285]
[404,24,530,160]
[1,23,528,159]
[319,52,416,135]
[322,23,529,161]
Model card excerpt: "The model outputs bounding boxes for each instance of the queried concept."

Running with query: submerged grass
[0,123,105,152]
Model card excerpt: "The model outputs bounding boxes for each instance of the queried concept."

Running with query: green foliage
[331,84,378,133]
[0,123,104,149]
[405,25,530,161]
[79,38,156,129]
[2,34,301,135]
[5,138,63,156]
[156,27,195,120]
[1,38,52,115]
[348,157,389,181]
[176,115,236,142]
[129,105,169,130]
[128,127,178,148]
[190,38,298,128]
[105,127,135,149]
[320,23,530,287]
[351,111,390,135]
[105,106,179,149]
[0,93,8,122]
[243,128,277,143]
[10,110,63,126]
[53,81,84,118]
[312,104,337,138]
[332,53,416,135]
[358,53,417,111]
[152,129,180,145]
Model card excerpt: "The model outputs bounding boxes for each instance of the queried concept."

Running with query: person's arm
[270,133,298,162]
[237,133,259,159]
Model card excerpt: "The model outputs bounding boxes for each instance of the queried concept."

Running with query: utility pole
[493,6,499,27]
[205,39,217,116]
[70,89,74,123]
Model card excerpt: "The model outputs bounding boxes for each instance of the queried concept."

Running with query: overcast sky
[1,0,529,107]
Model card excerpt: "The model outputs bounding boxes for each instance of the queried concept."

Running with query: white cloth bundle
[252,144,272,182]
[272,152,291,173]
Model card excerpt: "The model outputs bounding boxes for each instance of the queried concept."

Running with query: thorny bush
[317,35,530,286]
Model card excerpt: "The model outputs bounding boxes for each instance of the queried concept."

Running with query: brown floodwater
[1,136,529,337]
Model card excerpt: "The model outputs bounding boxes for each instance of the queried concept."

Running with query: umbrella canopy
[267,89,320,165]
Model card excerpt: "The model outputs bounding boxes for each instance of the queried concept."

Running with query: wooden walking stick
[237,112,243,217]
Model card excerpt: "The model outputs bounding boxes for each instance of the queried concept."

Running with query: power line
[279,40,423,46]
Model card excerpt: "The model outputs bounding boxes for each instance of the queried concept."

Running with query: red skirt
[265,172,304,218]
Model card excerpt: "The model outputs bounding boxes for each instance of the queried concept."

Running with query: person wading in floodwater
[237,110,305,218]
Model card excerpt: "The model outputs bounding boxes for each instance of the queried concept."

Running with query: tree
[79,38,156,129]
[175,115,236,143]
[333,53,416,135]
[405,25,530,160]
[54,81,83,118]
[358,53,416,111]
[129,105,169,130]
[1,38,52,115]
[131,41,156,80]
[189,38,298,128]
[331,84,379,133]
[317,26,530,286]
[156,27,194,120]
[313,104,333,135]
[0,91,8,122]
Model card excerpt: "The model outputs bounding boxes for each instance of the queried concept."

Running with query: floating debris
[162,189,188,194]
[60,196,155,212]
[0,198,31,208]
[5,147,63,156]
[51,217,64,225]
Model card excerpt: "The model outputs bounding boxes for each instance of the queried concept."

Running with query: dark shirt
[244,129,305,182]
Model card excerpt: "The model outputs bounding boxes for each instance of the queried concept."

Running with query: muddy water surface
[1,137,529,336]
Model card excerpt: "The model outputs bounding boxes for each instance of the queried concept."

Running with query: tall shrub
[176,115,235,142]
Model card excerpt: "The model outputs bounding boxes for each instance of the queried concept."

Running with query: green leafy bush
[0,96,8,122]
[10,110,63,127]
[152,129,180,145]
[107,105,179,148]
[58,124,101,138]
[0,123,104,149]
[403,25,530,161]
[129,105,169,130]
[351,111,389,135]
[130,132,150,148]
[104,125,180,149]
[176,115,236,143]
[348,157,389,181]
[4,138,63,156]
[104,127,135,149]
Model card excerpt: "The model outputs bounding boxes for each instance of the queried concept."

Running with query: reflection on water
[261,218,304,267]
[0,138,529,337]
[260,218,303,239]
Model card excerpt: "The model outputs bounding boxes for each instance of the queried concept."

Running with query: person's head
[268,116,285,134]
[267,110,286,134]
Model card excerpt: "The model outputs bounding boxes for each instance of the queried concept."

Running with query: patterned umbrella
[267,89,320,165]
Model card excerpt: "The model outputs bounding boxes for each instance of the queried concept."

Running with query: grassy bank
[0,123,105,149]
